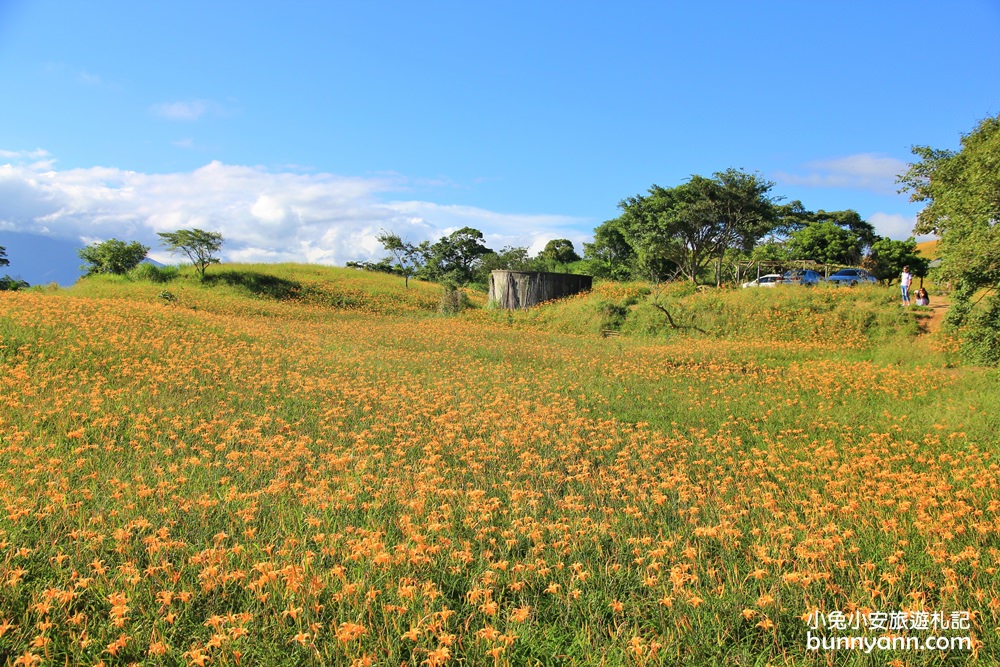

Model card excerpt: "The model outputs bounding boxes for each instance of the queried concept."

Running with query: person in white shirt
[900,266,913,306]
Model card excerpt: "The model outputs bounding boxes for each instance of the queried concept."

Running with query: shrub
[960,295,1000,366]
[597,300,629,330]
[129,263,180,284]
[439,284,471,315]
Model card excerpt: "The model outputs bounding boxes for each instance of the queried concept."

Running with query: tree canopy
[477,245,539,277]
[596,169,779,283]
[901,114,1000,288]
[867,237,928,284]
[777,205,876,258]
[583,218,635,281]
[158,229,224,280]
[424,227,491,285]
[900,113,1000,364]
[785,221,859,266]
[538,239,581,267]
[78,239,149,276]
[0,246,8,268]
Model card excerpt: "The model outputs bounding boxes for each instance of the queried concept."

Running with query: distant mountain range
[1,232,165,287]
[1,232,84,287]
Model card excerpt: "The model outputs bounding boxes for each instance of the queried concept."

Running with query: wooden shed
[488,270,593,310]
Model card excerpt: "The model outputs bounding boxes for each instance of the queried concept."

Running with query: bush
[597,300,630,330]
[439,284,471,315]
[129,263,179,284]
[596,286,650,331]
[960,295,1000,366]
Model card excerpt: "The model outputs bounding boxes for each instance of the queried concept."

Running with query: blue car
[826,268,877,286]
[782,269,823,286]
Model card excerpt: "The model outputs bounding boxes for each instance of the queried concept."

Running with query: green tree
[78,238,149,276]
[772,200,811,235]
[584,218,637,281]
[492,245,536,271]
[621,180,710,282]
[867,237,928,284]
[710,169,781,253]
[775,204,875,264]
[611,169,778,284]
[749,239,790,262]
[785,221,859,266]
[425,227,491,285]
[157,229,224,280]
[538,239,581,267]
[0,246,8,268]
[375,231,430,288]
[815,209,877,256]
[899,113,1000,365]
[475,246,540,283]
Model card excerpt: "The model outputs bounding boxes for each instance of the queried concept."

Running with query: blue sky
[1,0,998,284]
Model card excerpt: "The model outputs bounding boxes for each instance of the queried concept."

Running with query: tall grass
[477,281,923,352]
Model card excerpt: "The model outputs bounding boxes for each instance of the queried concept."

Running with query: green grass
[476,280,924,350]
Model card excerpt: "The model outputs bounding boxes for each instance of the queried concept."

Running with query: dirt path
[915,295,948,335]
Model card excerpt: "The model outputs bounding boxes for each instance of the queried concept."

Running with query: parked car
[742,273,784,288]
[782,269,824,286]
[825,268,877,286]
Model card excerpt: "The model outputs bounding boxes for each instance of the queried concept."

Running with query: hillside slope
[916,238,939,258]
[474,279,925,354]
[62,262,931,354]
[63,262,473,319]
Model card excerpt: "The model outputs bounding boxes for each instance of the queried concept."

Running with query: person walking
[900,266,913,306]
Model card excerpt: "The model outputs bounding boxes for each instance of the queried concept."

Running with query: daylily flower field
[1,269,997,666]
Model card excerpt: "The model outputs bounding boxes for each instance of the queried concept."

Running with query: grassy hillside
[916,239,940,258]
[64,263,467,318]
[477,280,925,356]
[1,265,996,666]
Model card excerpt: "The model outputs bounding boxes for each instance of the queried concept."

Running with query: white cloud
[0,154,592,267]
[868,212,934,242]
[0,148,54,170]
[775,153,909,195]
[0,149,49,160]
